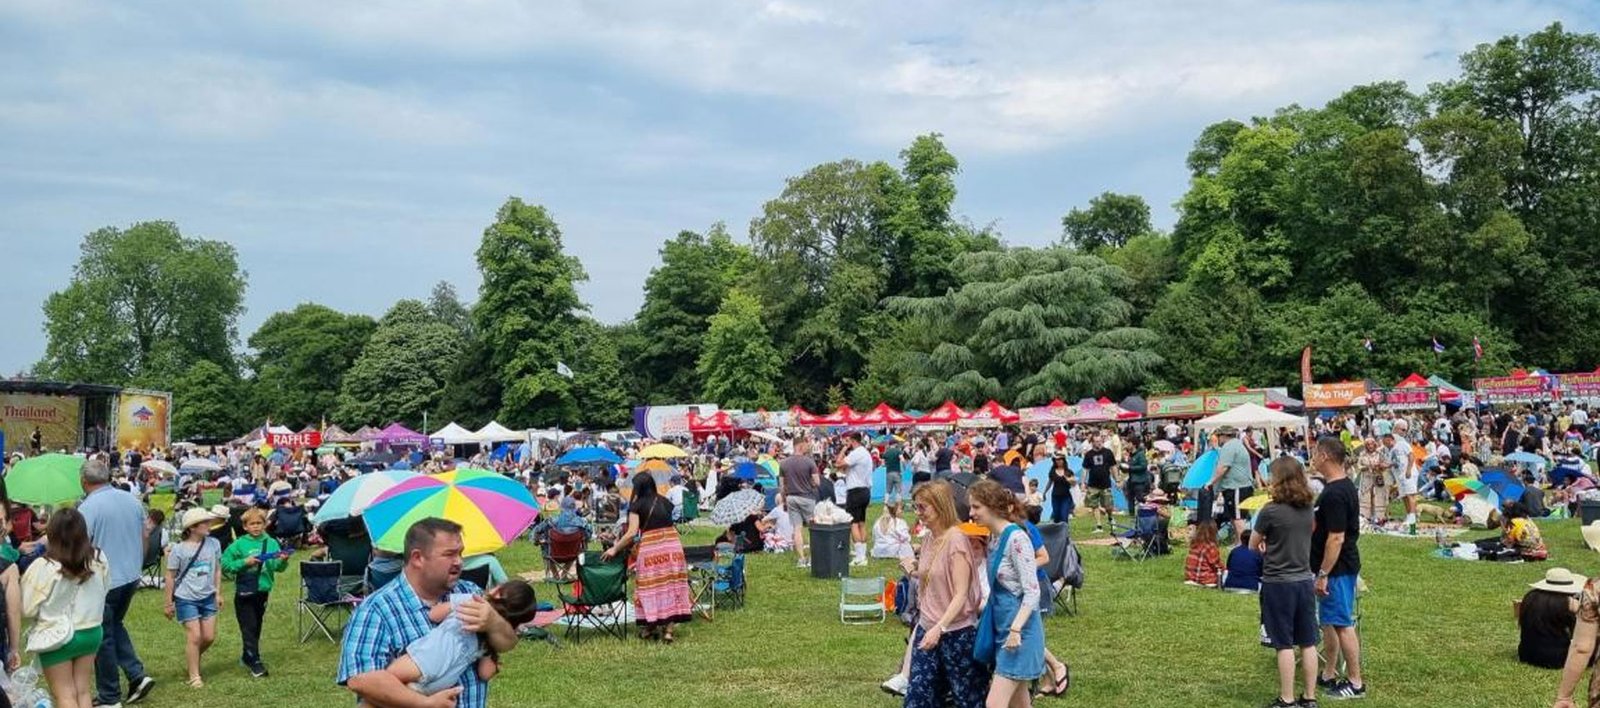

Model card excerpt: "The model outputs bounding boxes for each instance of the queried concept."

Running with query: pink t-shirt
[916,527,982,632]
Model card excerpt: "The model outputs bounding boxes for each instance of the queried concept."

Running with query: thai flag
[1432,337,1446,353]
[1362,338,1373,352]
[1473,336,1483,360]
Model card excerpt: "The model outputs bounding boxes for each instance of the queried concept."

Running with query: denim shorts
[175,593,218,623]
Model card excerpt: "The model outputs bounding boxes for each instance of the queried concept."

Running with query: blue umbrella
[1505,451,1548,468]
[731,461,761,481]
[1479,470,1525,503]
[1181,450,1220,489]
[555,446,623,466]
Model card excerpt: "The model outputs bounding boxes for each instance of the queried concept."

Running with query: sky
[2,0,1596,376]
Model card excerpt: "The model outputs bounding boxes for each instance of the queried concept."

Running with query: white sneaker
[796,558,810,568]
[880,673,908,696]
[850,557,868,567]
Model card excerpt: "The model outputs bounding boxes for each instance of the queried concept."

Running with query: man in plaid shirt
[337,518,517,708]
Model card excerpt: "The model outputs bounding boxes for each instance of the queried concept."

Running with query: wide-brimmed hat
[1530,567,1587,594]
[208,504,230,518]
[180,508,222,531]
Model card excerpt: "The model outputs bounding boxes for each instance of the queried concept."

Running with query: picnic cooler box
[810,523,852,579]
[1582,499,1600,526]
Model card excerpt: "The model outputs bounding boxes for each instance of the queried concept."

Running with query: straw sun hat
[1530,567,1587,594]
[180,507,223,531]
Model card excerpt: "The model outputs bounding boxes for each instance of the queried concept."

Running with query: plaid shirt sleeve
[337,598,397,687]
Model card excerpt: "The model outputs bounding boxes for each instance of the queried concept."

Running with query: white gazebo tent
[474,421,525,443]
[1194,402,1307,457]
[429,422,482,445]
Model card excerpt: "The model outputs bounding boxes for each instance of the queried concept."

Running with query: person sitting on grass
[384,579,538,696]
[1519,567,1584,669]
[1222,529,1263,593]
[871,501,913,559]
[1184,519,1223,588]
[1501,502,1548,561]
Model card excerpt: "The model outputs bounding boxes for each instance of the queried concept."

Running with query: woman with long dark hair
[1520,568,1582,669]
[1043,456,1075,525]
[602,472,692,643]
[21,509,109,708]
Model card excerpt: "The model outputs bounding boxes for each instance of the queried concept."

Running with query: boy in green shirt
[221,508,290,677]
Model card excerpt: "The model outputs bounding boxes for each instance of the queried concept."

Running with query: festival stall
[1145,392,1206,419]
[1427,375,1476,407]
[1554,369,1600,404]
[475,421,526,443]
[373,422,428,447]
[429,422,482,446]
[1474,370,1555,405]
[958,400,1020,428]
[1303,381,1369,409]
[1063,397,1137,424]
[854,403,916,427]
[1019,398,1073,425]
[914,400,969,428]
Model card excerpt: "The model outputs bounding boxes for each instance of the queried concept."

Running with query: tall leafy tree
[697,290,784,410]
[171,359,243,441]
[246,304,376,426]
[335,300,463,428]
[474,198,587,428]
[427,281,474,341]
[886,248,1162,406]
[434,339,501,430]
[1060,192,1153,252]
[38,221,246,384]
[567,319,632,429]
[630,224,751,402]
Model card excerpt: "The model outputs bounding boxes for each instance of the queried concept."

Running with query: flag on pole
[1362,338,1374,353]
[1432,337,1445,353]
[556,361,574,379]
[1300,346,1313,386]
[1473,336,1483,360]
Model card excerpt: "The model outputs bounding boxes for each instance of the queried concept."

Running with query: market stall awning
[1195,403,1306,430]
[915,400,969,425]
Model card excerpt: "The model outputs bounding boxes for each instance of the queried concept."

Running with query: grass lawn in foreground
[109,511,1580,707]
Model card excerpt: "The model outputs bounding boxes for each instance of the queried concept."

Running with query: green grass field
[109,511,1584,708]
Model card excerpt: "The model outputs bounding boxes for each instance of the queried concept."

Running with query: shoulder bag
[26,566,82,654]
[971,525,1018,665]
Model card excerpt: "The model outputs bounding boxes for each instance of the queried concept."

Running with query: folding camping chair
[558,552,629,643]
[461,565,492,590]
[677,489,701,530]
[321,523,372,595]
[839,576,886,624]
[1038,522,1082,616]
[139,525,165,590]
[548,528,588,583]
[684,545,717,621]
[712,550,747,610]
[1110,507,1164,561]
[298,560,359,643]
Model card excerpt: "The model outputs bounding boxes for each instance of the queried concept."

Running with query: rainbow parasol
[362,467,538,556]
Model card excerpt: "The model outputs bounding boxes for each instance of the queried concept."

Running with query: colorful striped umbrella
[362,468,538,556]
[313,469,419,524]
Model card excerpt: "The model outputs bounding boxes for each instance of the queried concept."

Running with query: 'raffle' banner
[1304,382,1368,409]
[267,431,322,448]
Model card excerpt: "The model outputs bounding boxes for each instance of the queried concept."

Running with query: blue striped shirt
[337,574,485,707]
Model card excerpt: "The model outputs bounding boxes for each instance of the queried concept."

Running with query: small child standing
[166,508,225,688]
[221,508,290,678]
[386,580,539,695]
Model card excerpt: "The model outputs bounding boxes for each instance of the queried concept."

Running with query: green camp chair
[558,552,629,643]
[677,489,701,529]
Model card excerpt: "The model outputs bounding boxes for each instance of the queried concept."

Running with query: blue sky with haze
[2,1,1595,375]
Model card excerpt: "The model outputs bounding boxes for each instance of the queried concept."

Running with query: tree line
[29,23,1600,441]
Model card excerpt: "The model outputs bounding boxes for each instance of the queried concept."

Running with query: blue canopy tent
[556,446,624,466]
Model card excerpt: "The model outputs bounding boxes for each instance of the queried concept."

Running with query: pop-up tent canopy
[1195,403,1306,430]
[375,423,428,446]
[1427,375,1474,406]
[429,422,481,445]
[1396,372,1461,403]
[475,421,525,443]
[959,400,1019,428]
[916,401,970,425]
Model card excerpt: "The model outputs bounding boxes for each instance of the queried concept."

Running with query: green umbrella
[6,454,86,505]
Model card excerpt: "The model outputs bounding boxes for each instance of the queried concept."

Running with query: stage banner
[1203,391,1267,414]
[1304,382,1368,409]
[1146,394,1204,418]
[1474,375,1550,404]
[1368,387,1439,411]
[114,391,170,451]
[0,393,80,454]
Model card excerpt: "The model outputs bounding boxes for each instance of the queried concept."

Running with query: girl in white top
[871,502,914,559]
[22,508,110,708]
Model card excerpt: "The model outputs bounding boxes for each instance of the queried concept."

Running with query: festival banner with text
[115,392,170,451]
[1304,382,1368,409]
[0,393,80,454]
[1473,375,1551,404]
[1558,372,1600,402]
[1203,391,1267,414]
[1146,394,1204,418]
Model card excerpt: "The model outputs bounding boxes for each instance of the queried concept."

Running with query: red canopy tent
[855,403,916,426]
[688,410,736,435]
[916,400,970,425]
[961,400,1020,427]
[1395,372,1460,402]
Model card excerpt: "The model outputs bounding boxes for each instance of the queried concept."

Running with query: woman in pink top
[902,481,987,708]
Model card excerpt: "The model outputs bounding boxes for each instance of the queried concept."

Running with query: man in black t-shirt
[1082,434,1117,534]
[1310,436,1366,699]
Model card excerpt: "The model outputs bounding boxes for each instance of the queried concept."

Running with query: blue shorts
[175,594,218,624]
[1318,574,1358,628]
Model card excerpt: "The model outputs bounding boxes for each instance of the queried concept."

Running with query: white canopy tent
[1195,403,1306,431]
[475,421,525,443]
[429,422,482,445]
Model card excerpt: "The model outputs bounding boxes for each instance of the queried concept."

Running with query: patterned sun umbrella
[313,469,419,524]
[362,467,539,556]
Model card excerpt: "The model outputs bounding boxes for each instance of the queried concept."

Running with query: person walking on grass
[165,508,225,688]
[838,432,875,567]
[1082,434,1117,534]
[968,481,1055,706]
[220,508,289,678]
[901,481,987,708]
[22,509,109,708]
[1253,457,1320,708]
[77,459,155,708]
[1310,436,1365,700]
[779,437,821,568]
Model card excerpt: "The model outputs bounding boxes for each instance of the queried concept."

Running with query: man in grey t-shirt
[779,438,821,568]
[1206,426,1255,540]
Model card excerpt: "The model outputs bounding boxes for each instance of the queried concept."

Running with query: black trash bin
[1581,500,1600,526]
[810,522,852,579]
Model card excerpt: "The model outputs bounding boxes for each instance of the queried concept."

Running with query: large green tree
[697,290,784,410]
[1060,192,1153,252]
[567,319,632,429]
[246,304,376,427]
[335,300,463,428]
[474,198,587,428]
[630,225,750,403]
[37,221,246,384]
[170,359,243,441]
[886,248,1162,406]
